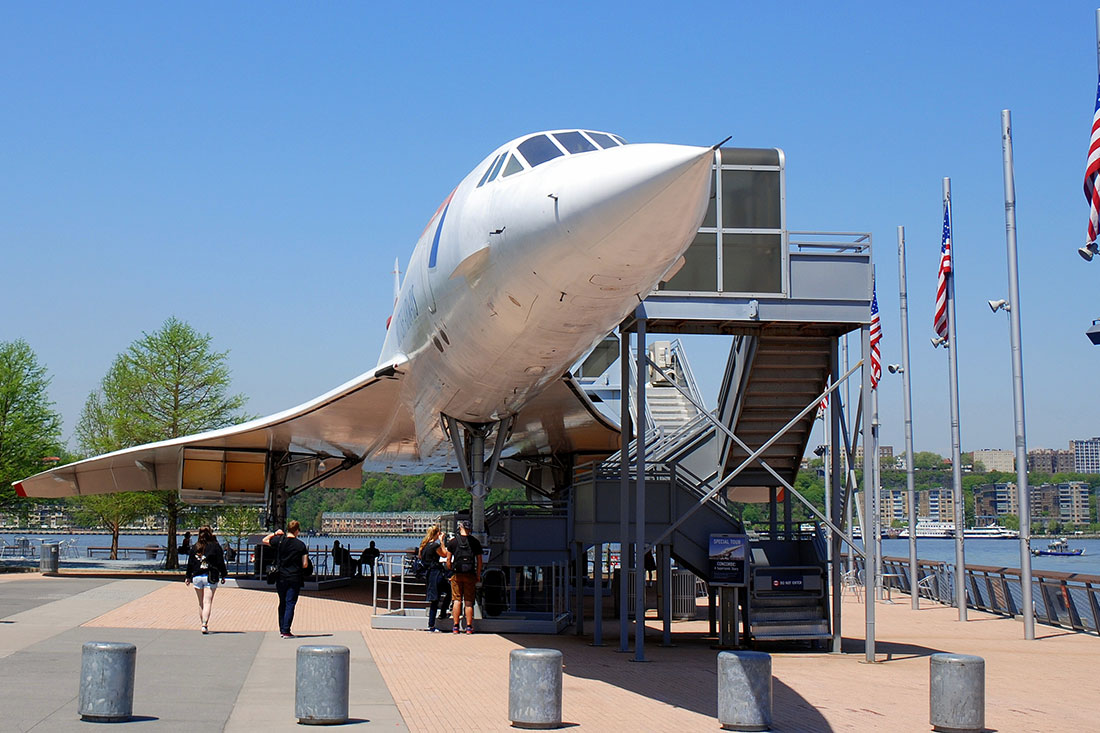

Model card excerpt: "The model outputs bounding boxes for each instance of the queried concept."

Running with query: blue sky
[2,1,1098,457]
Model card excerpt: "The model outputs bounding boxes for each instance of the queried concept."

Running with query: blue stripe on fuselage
[428,203,451,268]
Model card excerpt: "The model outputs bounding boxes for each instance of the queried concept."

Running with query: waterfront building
[1026,448,1075,474]
[1056,481,1090,524]
[854,445,893,469]
[879,487,954,526]
[978,482,1091,525]
[1071,438,1100,474]
[972,449,1014,473]
[973,483,1017,523]
[320,511,441,535]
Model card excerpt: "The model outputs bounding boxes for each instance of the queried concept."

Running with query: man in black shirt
[262,520,309,638]
[446,520,483,634]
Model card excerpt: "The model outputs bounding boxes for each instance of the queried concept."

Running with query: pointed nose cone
[555,143,714,267]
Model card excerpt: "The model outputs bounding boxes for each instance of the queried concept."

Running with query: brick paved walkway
[76,576,1100,732]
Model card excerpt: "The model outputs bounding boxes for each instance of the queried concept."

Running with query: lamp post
[999,108,1035,640]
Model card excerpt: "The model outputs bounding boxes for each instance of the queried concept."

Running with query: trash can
[672,569,698,620]
[40,542,59,575]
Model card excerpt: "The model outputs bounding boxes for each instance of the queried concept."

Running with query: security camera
[1087,319,1100,346]
[887,364,902,374]
[930,336,947,348]
[988,299,1010,313]
[813,445,827,457]
[1080,242,1098,262]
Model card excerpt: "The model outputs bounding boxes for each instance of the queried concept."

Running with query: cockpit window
[585,131,619,149]
[485,151,509,184]
[553,131,597,154]
[477,153,504,187]
[517,135,565,168]
[611,134,628,145]
[501,154,524,178]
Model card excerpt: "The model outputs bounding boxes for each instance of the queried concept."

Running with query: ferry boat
[962,523,1019,540]
[1031,538,1085,557]
[898,520,955,539]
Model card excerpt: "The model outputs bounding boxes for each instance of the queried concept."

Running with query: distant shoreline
[0,528,422,538]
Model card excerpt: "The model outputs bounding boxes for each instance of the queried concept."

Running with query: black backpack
[452,536,476,574]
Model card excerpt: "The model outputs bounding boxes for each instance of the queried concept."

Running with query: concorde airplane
[15,129,714,535]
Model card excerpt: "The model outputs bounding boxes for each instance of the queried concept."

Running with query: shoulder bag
[265,540,282,585]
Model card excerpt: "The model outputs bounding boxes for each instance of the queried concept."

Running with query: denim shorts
[192,574,213,589]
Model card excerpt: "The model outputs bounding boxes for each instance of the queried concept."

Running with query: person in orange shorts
[446,520,483,634]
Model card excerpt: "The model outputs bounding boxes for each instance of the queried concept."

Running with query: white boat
[963,523,1019,540]
[898,520,955,539]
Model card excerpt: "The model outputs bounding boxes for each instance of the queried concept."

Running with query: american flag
[1085,76,1100,246]
[870,280,882,388]
[933,200,952,340]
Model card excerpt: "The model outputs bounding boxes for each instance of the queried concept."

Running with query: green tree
[70,492,160,559]
[913,452,944,470]
[74,317,247,569]
[0,340,63,517]
[1001,514,1019,531]
[217,506,262,557]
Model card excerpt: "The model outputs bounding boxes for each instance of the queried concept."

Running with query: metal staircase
[717,334,832,491]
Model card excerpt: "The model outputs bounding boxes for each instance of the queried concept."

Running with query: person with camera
[417,525,451,632]
[262,520,309,639]
[446,520,483,634]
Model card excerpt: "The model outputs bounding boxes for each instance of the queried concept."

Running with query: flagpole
[943,177,967,622]
[862,322,876,662]
[872,384,882,600]
[897,225,919,610]
[1001,109,1035,640]
[1095,8,1099,75]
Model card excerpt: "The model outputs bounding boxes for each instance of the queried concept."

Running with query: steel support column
[830,339,844,653]
[633,314,648,662]
[619,327,631,653]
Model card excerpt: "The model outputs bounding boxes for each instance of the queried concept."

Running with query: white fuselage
[378,131,714,454]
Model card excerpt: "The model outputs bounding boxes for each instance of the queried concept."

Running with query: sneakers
[465,626,474,635]
[280,633,294,639]
[452,625,461,634]
[201,625,208,635]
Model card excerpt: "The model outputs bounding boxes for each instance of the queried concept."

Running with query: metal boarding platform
[567,147,873,653]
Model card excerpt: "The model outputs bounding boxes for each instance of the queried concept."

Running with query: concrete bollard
[509,648,563,729]
[40,542,59,575]
[717,650,772,731]
[296,645,350,725]
[930,653,985,732]
[78,641,136,722]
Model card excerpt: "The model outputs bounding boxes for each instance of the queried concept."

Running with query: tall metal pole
[871,387,882,600]
[843,336,854,572]
[1096,8,1100,75]
[634,316,647,662]
[861,325,876,662]
[619,328,631,652]
[829,340,844,653]
[1001,109,1034,639]
[944,177,967,622]
[897,226,919,610]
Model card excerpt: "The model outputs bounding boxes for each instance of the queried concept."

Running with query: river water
[875,537,1100,576]
[5,533,1099,577]
[0,532,420,557]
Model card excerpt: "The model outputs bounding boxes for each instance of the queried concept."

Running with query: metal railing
[787,231,871,253]
[369,550,568,621]
[858,555,1100,637]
